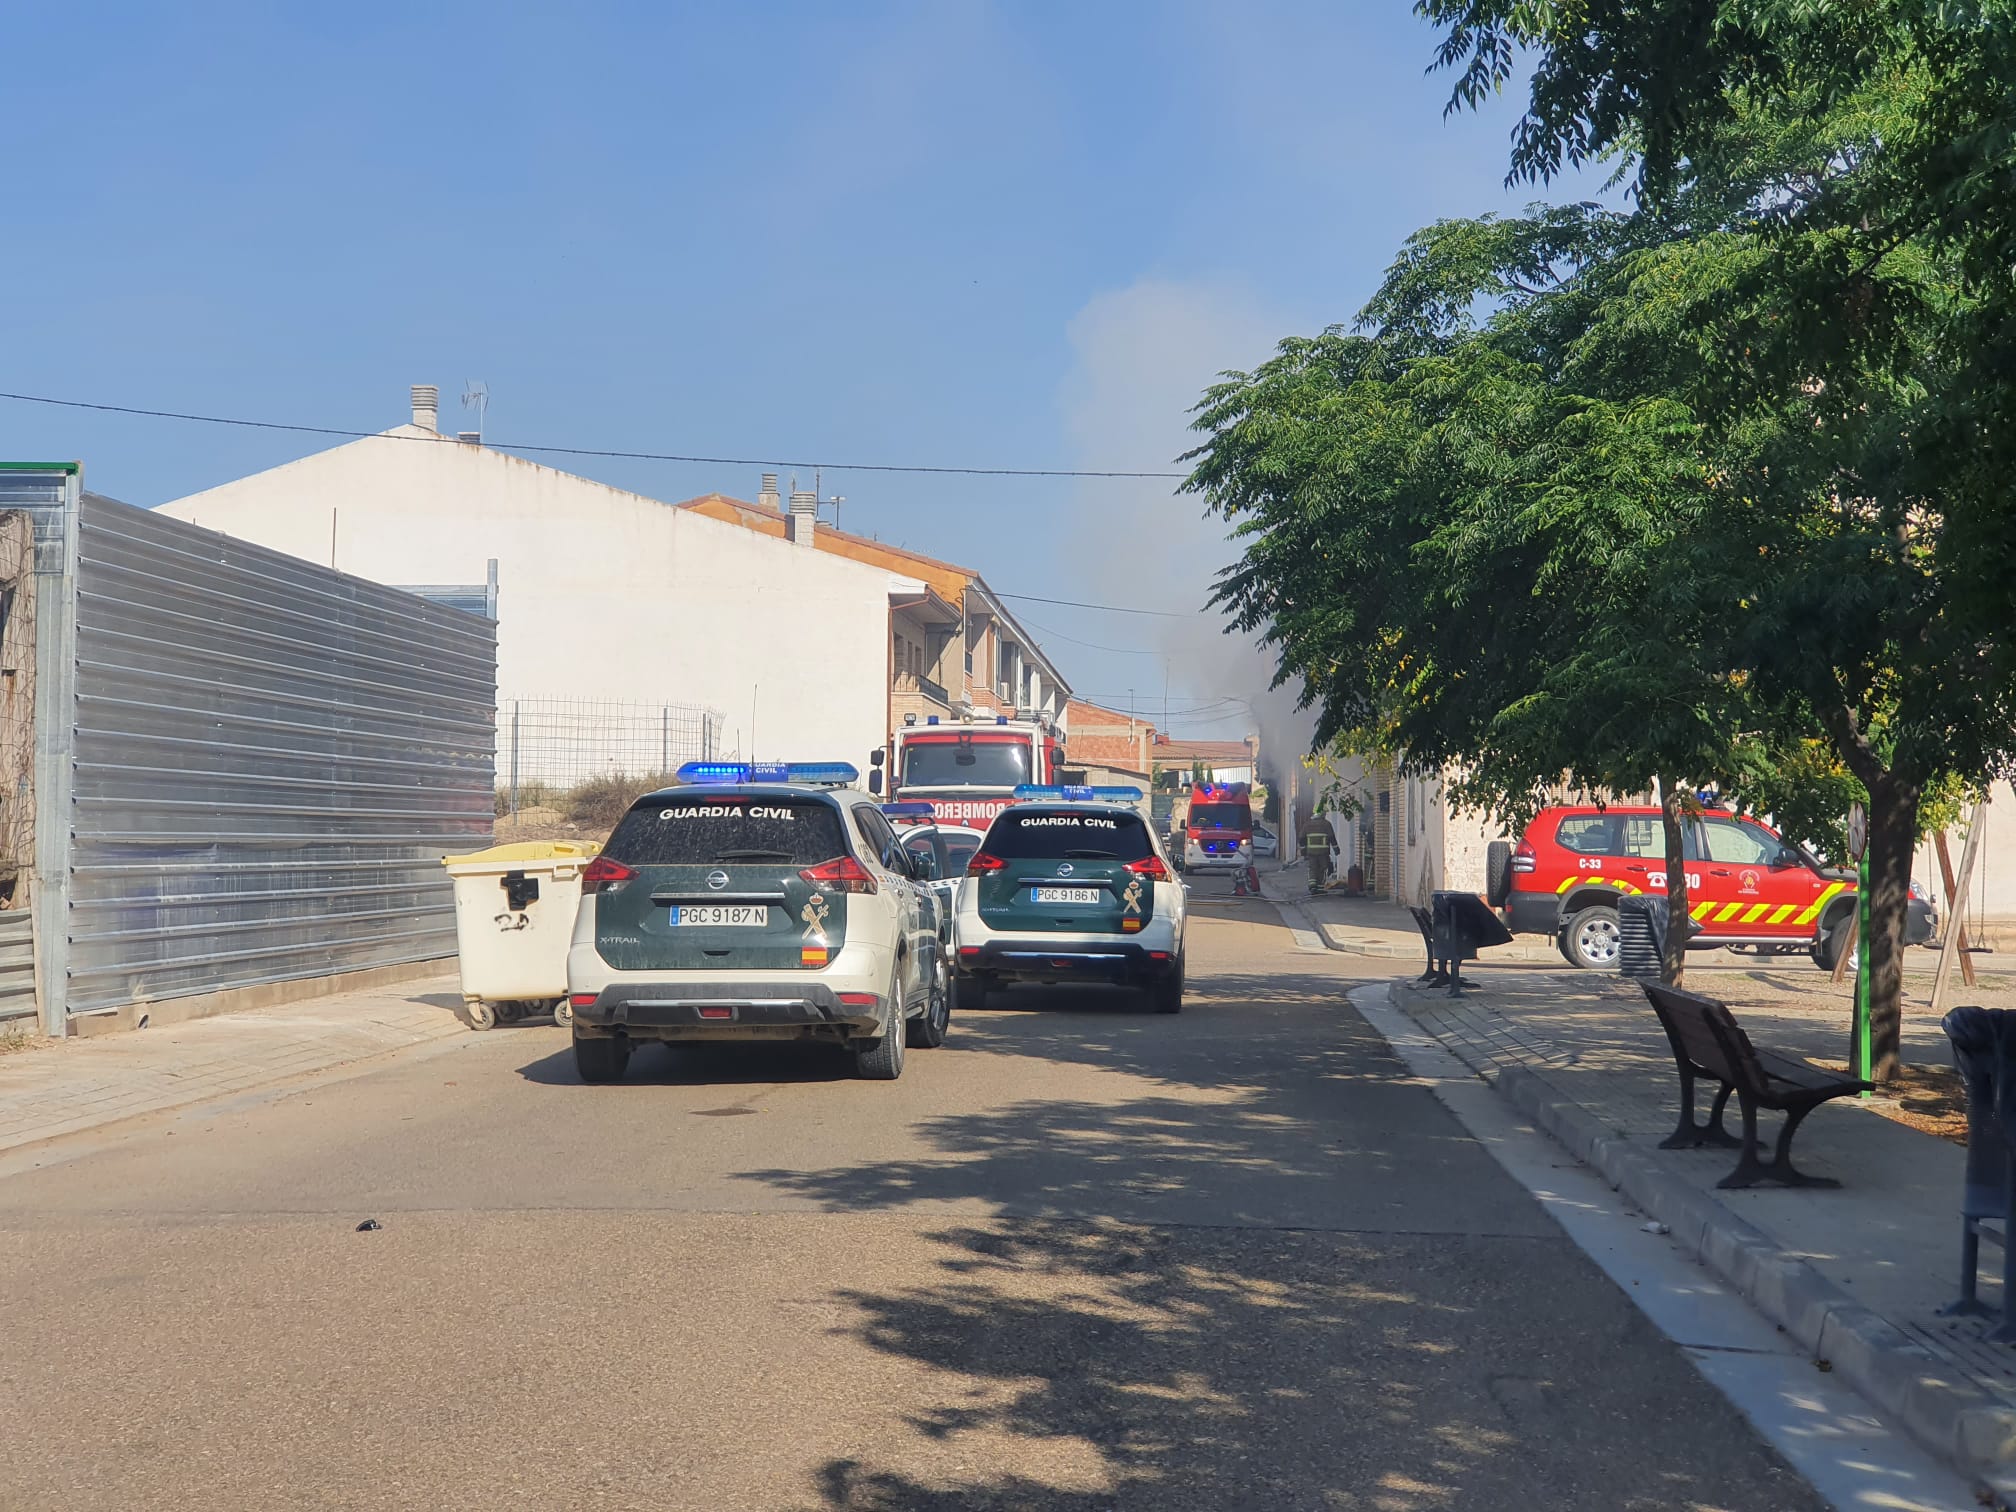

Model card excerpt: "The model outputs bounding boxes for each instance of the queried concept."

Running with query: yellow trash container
[442,840,600,1030]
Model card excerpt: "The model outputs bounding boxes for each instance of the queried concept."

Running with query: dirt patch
[0,1022,45,1057]
[1817,1059,1968,1145]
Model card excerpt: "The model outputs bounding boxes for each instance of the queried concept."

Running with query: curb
[1387,979,2016,1503]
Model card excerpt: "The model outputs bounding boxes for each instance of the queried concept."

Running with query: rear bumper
[1503,890,1561,936]
[571,982,882,1038]
[959,940,1178,987]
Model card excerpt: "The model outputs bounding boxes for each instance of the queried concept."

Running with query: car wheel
[854,970,907,1081]
[1484,841,1514,907]
[1150,957,1184,1015]
[907,959,950,1048]
[1811,917,1857,973]
[573,1033,629,1084]
[1562,905,1622,970]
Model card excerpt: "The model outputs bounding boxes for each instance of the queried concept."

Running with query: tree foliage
[1189,53,2016,1070]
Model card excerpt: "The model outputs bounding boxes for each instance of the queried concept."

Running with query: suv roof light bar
[675,760,861,787]
[1012,784,1144,803]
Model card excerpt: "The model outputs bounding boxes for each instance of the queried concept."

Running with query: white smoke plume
[1056,277,1318,777]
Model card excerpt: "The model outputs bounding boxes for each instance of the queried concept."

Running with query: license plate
[1032,886,1100,905]
[667,905,766,927]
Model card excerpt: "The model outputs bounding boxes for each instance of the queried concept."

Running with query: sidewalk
[1257,858,1560,961]
[0,976,473,1155]
[1389,964,2016,1497]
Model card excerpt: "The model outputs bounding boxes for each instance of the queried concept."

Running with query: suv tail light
[967,852,1006,876]
[800,855,877,895]
[1126,855,1169,881]
[1511,842,1536,874]
[580,856,637,894]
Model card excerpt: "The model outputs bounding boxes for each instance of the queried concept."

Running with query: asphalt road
[0,897,1826,1511]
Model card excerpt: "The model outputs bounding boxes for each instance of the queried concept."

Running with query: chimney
[758,472,780,511]
[787,489,818,546]
[411,384,439,432]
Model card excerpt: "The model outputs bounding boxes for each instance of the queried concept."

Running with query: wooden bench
[1407,905,1448,987]
[1641,982,1872,1189]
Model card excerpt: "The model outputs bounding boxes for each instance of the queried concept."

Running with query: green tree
[1413,2,2016,1075]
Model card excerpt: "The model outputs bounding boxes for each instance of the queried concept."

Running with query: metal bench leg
[1445,957,1466,998]
[1719,1098,1839,1190]
[1939,1220,1993,1318]
[1660,1068,1743,1150]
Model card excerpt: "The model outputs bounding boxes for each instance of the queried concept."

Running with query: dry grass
[0,1021,43,1057]
[1817,1059,1969,1145]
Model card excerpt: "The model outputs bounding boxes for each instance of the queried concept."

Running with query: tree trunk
[1660,779,1690,986]
[1861,771,1922,1084]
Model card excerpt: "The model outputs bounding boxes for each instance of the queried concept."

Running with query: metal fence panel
[63,494,496,1013]
[500,696,724,798]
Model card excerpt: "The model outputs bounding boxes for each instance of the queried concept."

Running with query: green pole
[1854,846,1872,1095]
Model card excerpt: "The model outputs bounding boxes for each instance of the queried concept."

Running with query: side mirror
[1774,846,1803,870]
[868,770,884,795]
[870,749,885,768]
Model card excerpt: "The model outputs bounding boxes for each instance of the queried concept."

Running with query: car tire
[573,1033,629,1084]
[1485,841,1514,907]
[907,961,950,1048]
[854,971,907,1081]
[1562,905,1622,970]
[1150,958,1184,1015]
[1811,916,1856,973]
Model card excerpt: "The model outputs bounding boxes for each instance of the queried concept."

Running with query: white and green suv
[566,762,948,1083]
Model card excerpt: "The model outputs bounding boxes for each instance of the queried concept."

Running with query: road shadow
[782,1218,1817,1510]
[515,1038,861,1088]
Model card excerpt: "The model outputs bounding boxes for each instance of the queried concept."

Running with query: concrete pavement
[0,976,470,1158]
[1254,859,1562,961]
[1392,964,2016,1498]
[0,900,1830,1510]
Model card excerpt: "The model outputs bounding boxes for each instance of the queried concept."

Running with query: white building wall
[157,432,892,770]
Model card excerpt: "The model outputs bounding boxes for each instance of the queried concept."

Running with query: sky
[1,0,1589,743]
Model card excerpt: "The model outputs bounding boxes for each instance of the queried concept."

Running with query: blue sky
[2,1,1586,737]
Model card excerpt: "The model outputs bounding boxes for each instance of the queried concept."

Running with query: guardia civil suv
[953,786,1187,1013]
[566,761,948,1083]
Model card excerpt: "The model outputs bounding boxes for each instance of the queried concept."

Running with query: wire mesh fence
[498,697,726,822]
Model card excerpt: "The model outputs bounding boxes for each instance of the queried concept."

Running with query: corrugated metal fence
[62,495,497,1016]
[0,467,497,1031]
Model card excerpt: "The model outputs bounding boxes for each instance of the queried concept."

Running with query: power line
[1013,614,1166,657]
[993,591,1191,619]
[0,389,1190,480]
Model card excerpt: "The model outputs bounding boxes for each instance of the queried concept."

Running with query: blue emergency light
[880,801,936,821]
[1012,785,1145,803]
[925,715,940,725]
[997,716,1009,725]
[676,760,861,787]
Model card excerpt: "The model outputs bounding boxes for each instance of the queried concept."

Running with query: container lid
[443,839,601,868]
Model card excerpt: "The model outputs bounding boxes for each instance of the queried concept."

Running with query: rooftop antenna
[813,468,845,533]
[461,380,490,438]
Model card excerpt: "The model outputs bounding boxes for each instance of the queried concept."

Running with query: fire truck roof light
[1013,785,1144,803]
[675,761,860,786]
[925,715,940,725]
[997,716,1009,725]
[880,802,935,820]
[903,713,916,726]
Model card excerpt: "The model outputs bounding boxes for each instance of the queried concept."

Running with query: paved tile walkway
[0,976,472,1153]
[1395,965,2016,1410]
[1254,860,1565,962]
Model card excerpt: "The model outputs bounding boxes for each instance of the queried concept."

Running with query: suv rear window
[603,795,849,866]
[986,809,1155,861]
[1553,815,1618,855]
[1188,803,1250,830]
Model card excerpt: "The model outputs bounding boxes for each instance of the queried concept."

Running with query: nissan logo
[1057,863,1073,876]
[706,870,729,891]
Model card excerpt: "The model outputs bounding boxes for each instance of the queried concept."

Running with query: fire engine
[881,713,1069,829]
[1180,781,1255,877]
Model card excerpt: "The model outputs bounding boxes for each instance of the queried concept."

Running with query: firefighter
[1303,811,1338,893]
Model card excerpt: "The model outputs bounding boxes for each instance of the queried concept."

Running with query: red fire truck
[879,714,1069,829]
